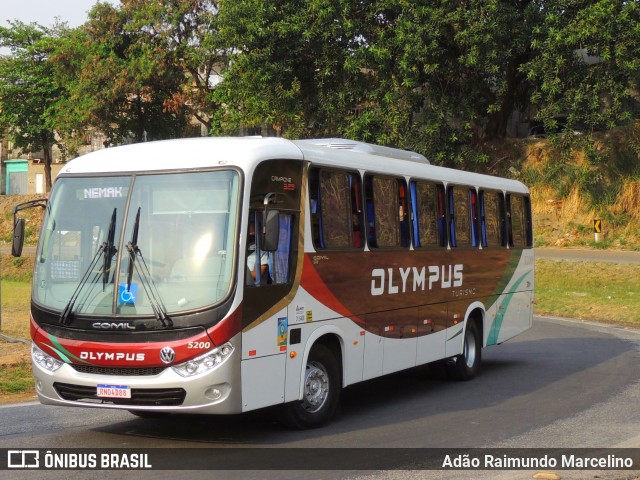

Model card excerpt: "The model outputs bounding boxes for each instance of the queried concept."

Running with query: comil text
[371,264,463,296]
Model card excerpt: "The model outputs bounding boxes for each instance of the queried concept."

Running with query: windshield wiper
[126,207,173,328]
[103,208,117,290]
[60,208,118,325]
[125,207,140,292]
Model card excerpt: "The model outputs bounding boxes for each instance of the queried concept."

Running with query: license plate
[97,384,131,399]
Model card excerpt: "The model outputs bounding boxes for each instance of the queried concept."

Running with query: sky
[1,0,118,28]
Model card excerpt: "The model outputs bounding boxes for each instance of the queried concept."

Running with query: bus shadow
[93,334,638,445]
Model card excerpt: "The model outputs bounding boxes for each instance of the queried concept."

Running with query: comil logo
[8,450,39,468]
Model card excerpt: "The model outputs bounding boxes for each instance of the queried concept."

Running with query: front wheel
[279,344,341,429]
[446,321,481,381]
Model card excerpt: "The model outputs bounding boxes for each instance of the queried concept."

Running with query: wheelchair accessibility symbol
[118,283,138,305]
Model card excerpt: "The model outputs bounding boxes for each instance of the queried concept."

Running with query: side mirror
[12,218,26,257]
[11,198,47,257]
[262,210,280,251]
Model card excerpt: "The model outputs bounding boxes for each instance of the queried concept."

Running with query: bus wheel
[279,344,341,429]
[446,321,481,381]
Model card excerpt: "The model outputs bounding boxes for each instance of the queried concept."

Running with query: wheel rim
[302,361,329,413]
[463,328,477,369]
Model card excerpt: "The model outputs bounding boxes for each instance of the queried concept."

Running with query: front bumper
[32,341,243,415]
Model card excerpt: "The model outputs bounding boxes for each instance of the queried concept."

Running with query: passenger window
[246,211,293,286]
[480,190,506,247]
[246,212,269,285]
[271,214,293,284]
[309,168,363,250]
[448,186,476,247]
[365,175,408,248]
[410,181,447,248]
[507,194,532,247]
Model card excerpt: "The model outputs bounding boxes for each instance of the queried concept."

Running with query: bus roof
[294,139,529,194]
[57,137,304,175]
[58,137,528,194]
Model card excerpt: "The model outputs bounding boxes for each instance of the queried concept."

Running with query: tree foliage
[53,2,191,147]
[212,0,370,138]
[212,0,543,165]
[526,0,640,134]
[0,21,66,191]
[1,0,639,170]
[212,0,639,166]
[121,0,223,133]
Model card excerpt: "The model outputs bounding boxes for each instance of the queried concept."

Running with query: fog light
[204,384,229,401]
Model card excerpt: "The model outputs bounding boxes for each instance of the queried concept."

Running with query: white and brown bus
[12,137,533,428]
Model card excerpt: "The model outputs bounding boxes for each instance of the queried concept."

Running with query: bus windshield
[33,170,240,319]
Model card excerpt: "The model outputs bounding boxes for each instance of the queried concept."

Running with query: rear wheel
[279,344,341,429]
[446,320,481,381]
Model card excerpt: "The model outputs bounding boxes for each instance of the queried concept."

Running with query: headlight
[32,343,64,372]
[172,343,234,378]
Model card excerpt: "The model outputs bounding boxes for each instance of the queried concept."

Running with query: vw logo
[159,346,176,364]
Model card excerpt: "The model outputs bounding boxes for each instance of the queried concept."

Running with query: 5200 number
[188,341,211,349]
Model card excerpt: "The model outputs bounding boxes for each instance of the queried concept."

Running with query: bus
[12,137,533,429]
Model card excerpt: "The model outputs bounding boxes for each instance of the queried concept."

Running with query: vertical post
[593,218,602,243]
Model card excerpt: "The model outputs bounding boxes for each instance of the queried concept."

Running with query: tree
[342,0,541,164]
[0,21,67,191]
[121,0,224,134]
[53,2,191,146]
[525,0,640,135]
[211,0,542,165]
[212,0,374,138]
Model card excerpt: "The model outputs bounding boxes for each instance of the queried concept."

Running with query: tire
[446,320,481,381]
[279,344,341,429]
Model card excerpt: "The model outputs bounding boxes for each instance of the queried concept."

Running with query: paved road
[1,316,639,480]
[535,247,640,264]
[0,245,35,256]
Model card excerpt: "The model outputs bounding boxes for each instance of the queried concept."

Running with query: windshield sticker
[51,260,81,280]
[118,283,138,305]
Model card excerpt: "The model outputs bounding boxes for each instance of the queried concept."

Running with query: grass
[0,280,33,402]
[534,260,640,325]
[1,280,32,340]
[1,253,35,283]
[0,361,33,396]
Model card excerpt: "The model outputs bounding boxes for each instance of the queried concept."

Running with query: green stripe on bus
[486,271,530,346]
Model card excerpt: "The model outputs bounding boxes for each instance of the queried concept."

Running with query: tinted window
[310,169,363,250]
[508,194,532,247]
[480,190,506,247]
[410,181,447,248]
[449,186,478,247]
[365,175,409,248]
